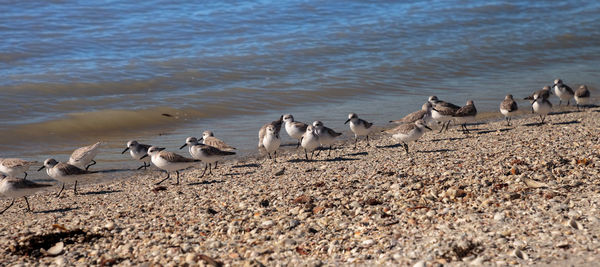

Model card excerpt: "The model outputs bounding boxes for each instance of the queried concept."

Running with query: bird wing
[501,99,518,112]
[1,158,32,168]
[160,152,198,163]
[200,145,236,156]
[575,87,590,98]
[360,118,373,129]
[56,163,90,175]
[385,123,416,134]
[258,123,268,147]
[205,136,236,150]
[325,127,342,137]
[454,105,476,117]
[70,142,101,160]
[9,178,52,189]
[391,110,425,123]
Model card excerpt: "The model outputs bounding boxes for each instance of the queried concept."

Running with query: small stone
[185,253,197,264]
[362,239,375,247]
[105,221,115,230]
[413,260,426,267]
[493,212,505,222]
[262,220,274,228]
[512,248,528,260]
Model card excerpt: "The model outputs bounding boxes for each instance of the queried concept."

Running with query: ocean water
[1,0,599,177]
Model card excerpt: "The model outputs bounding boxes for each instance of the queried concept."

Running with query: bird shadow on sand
[428,136,470,142]
[225,171,256,176]
[549,110,576,116]
[552,120,580,125]
[232,163,260,168]
[346,151,368,156]
[523,122,546,127]
[476,128,513,134]
[376,144,403,149]
[82,189,122,195]
[417,149,455,153]
[287,157,359,163]
[187,180,224,186]
[34,207,79,214]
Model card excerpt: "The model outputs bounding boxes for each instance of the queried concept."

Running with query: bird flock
[0,78,594,214]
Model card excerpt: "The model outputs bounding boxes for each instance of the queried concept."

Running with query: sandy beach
[1,107,600,266]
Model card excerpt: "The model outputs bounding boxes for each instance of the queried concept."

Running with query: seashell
[43,242,64,256]
[512,248,528,260]
[522,178,548,188]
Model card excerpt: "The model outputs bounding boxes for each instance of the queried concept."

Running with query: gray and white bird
[300,125,320,161]
[68,142,101,170]
[453,100,477,133]
[201,130,236,151]
[258,115,283,149]
[283,114,308,148]
[38,158,93,197]
[574,85,591,110]
[390,102,433,124]
[0,174,52,214]
[0,158,37,179]
[524,86,551,101]
[345,113,373,149]
[122,140,152,170]
[260,125,281,161]
[429,96,461,132]
[384,120,432,154]
[180,137,236,177]
[312,121,342,157]
[552,79,574,106]
[532,93,552,124]
[147,146,200,185]
[500,94,518,126]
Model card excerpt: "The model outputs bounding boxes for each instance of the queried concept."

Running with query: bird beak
[424,125,432,131]
[344,119,350,124]
[179,143,187,149]
[121,147,130,154]
[140,154,148,160]
[198,137,203,142]
[37,166,45,171]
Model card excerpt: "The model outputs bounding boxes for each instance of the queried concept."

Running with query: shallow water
[1,0,599,177]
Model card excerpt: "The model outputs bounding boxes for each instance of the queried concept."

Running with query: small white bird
[0,174,52,214]
[201,130,236,151]
[552,79,574,106]
[147,146,200,185]
[180,137,236,177]
[385,120,432,154]
[0,158,37,179]
[122,140,152,170]
[38,158,93,197]
[261,125,281,161]
[500,94,518,126]
[574,85,591,110]
[68,142,101,170]
[452,100,477,133]
[258,115,284,149]
[283,114,308,148]
[312,121,342,157]
[345,113,373,149]
[300,125,320,161]
[532,93,552,124]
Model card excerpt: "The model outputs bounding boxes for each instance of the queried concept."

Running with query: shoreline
[1,106,600,265]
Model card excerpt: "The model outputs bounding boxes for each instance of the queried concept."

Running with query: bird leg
[366,135,370,147]
[354,137,358,150]
[200,164,208,178]
[175,171,180,185]
[296,141,300,149]
[85,160,97,171]
[155,171,171,185]
[328,146,333,157]
[403,142,409,154]
[56,183,65,198]
[214,161,218,169]
[0,199,15,214]
[74,180,78,195]
[24,197,31,212]
[208,164,213,175]
[24,172,28,179]
[268,153,272,159]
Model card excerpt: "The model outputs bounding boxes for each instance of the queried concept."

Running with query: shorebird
[500,94,518,126]
[180,137,235,177]
[0,158,37,179]
[574,85,591,110]
[345,113,373,149]
[201,130,235,169]
[532,94,552,125]
[122,140,152,170]
[312,121,342,157]
[300,125,320,161]
[552,79,574,106]
[453,100,477,133]
[524,86,551,101]
[201,131,236,151]
[390,102,433,124]
[384,120,431,154]
[147,146,200,185]
[0,174,52,214]
[260,125,281,161]
[38,158,93,197]
[68,142,101,170]
[429,96,461,132]
[258,115,283,150]
[283,114,308,148]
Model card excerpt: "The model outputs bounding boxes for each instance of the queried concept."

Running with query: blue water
[1,0,599,167]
